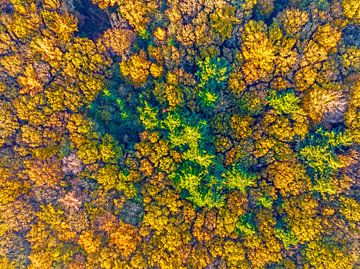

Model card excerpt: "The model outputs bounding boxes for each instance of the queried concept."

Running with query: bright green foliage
[175,165,202,194]
[188,190,225,209]
[310,176,337,197]
[299,127,352,179]
[315,128,354,148]
[300,145,344,176]
[236,213,256,236]
[171,165,224,209]
[223,165,258,192]
[196,57,231,89]
[198,89,219,108]
[161,112,182,132]
[268,90,302,115]
[274,228,298,250]
[169,125,202,148]
[182,148,214,167]
[257,196,273,209]
[138,101,159,130]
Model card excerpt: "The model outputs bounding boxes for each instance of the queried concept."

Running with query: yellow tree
[241,20,275,84]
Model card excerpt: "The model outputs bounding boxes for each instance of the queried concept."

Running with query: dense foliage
[0,0,359,268]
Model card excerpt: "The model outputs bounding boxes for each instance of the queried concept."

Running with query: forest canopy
[0,0,359,268]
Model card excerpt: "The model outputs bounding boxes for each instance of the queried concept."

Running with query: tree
[120,50,151,87]
[101,28,135,56]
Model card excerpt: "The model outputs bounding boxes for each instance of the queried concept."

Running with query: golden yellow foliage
[230,115,253,140]
[305,240,357,269]
[210,6,240,41]
[92,0,120,9]
[120,50,151,87]
[97,165,118,191]
[119,0,158,34]
[78,231,101,255]
[266,161,310,196]
[339,196,360,222]
[342,0,360,22]
[285,195,322,243]
[0,101,19,146]
[342,47,360,72]
[228,70,246,95]
[42,0,61,10]
[41,10,77,43]
[0,168,24,205]
[295,66,318,91]
[314,24,341,52]
[0,54,24,77]
[345,80,360,130]
[101,28,135,55]
[0,256,16,269]
[280,9,309,35]
[176,24,196,47]
[153,27,166,42]
[17,64,44,96]
[242,20,275,84]
[0,2,41,40]
[99,134,121,163]
[24,157,63,186]
[29,37,63,69]
[109,221,141,258]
